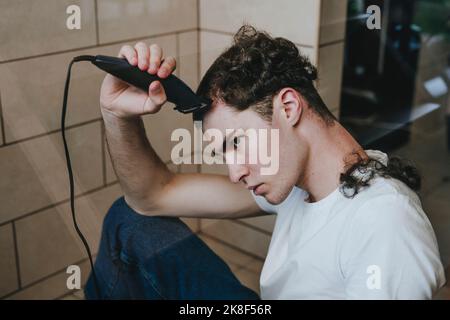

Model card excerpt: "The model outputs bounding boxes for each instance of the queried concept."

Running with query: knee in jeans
[101,196,194,260]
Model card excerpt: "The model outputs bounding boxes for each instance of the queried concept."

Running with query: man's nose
[228,163,249,184]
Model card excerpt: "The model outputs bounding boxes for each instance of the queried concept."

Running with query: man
[85,25,445,299]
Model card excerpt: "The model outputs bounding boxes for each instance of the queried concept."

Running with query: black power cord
[61,55,101,299]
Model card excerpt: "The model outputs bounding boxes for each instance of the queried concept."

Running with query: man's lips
[247,183,264,195]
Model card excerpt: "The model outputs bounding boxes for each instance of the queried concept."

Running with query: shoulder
[345,176,427,226]
[338,177,445,298]
[339,176,440,259]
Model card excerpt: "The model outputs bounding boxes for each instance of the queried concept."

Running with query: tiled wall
[0,0,348,299]
[198,0,347,259]
[0,0,199,299]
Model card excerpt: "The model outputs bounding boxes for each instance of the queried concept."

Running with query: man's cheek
[260,129,280,176]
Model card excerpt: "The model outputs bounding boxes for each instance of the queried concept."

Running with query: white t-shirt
[251,150,446,299]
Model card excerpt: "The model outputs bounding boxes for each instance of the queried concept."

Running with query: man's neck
[297,121,366,203]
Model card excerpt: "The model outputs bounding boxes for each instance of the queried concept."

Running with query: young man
[86,25,446,299]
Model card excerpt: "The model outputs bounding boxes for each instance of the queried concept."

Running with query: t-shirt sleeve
[340,194,446,299]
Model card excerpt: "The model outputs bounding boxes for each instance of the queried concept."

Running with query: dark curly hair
[193,25,335,124]
[194,25,421,197]
[340,153,421,198]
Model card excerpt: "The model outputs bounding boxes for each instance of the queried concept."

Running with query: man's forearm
[101,109,173,212]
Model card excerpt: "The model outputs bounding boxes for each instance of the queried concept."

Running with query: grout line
[197,0,200,30]
[11,222,22,290]
[319,38,346,48]
[233,220,273,236]
[0,117,102,148]
[196,0,201,177]
[176,32,180,77]
[0,256,94,300]
[196,0,201,89]
[0,181,119,228]
[94,0,100,45]
[197,28,245,37]
[101,122,106,186]
[0,28,198,65]
[198,232,265,262]
[199,28,314,49]
[198,234,262,275]
[0,91,5,145]
[313,0,322,69]
[55,289,84,301]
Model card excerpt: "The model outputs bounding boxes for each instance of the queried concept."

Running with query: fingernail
[151,82,160,93]
[158,69,167,78]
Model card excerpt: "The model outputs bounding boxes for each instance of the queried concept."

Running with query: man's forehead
[203,101,235,123]
[203,103,267,131]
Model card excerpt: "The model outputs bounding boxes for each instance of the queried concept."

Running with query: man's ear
[275,88,304,127]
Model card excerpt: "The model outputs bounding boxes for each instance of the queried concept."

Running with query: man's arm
[102,109,262,219]
[100,42,264,219]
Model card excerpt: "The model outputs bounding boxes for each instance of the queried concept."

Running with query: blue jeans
[84,196,260,300]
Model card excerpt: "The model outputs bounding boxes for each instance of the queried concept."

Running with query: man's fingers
[157,56,177,78]
[148,81,167,106]
[134,42,150,70]
[140,80,166,114]
[118,45,137,65]
[148,44,163,74]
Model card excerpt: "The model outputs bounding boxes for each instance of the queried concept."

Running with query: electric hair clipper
[75,55,210,114]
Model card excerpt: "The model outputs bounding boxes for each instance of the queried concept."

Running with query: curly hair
[194,25,335,124]
[194,25,421,197]
[340,154,421,198]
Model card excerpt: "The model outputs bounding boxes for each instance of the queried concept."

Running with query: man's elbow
[123,170,175,216]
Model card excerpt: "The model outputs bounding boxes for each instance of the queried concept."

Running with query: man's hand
[99,42,177,119]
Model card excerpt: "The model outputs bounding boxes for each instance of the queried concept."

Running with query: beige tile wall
[0,98,3,145]
[0,50,103,143]
[0,0,200,299]
[317,0,347,114]
[317,42,345,113]
[15,184,123,286]
[178,31,199,90]
[7,259,92,300]
[199,0,321,47]
[0,121,103,224]
[0,224,18,296]
[0,0,97,62]
[319,0,348,45]
[97,0,197,44]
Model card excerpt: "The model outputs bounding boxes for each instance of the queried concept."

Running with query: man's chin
[264,193,281,205]
[264,188,291,205]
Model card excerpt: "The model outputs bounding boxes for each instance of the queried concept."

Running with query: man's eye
[233,136,241,149]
